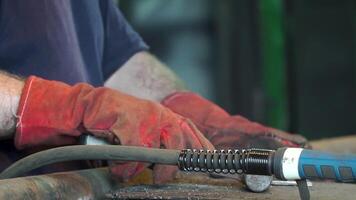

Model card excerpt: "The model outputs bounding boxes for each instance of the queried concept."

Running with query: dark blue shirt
[0,0,148,86]
[0,0,148,173]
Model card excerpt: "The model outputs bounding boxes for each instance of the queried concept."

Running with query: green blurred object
[259,0,288,130]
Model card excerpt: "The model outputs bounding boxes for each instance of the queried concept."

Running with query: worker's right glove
[162,92,309,150]
[15,76,214,183]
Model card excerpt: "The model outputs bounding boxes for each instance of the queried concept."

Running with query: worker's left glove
[15,76,214,183]
[162,92,309,149]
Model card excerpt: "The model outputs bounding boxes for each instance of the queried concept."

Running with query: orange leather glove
[162,92,309,150]
[15,76,214,183]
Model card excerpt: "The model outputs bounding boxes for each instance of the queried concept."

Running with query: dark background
[119,0,356,140]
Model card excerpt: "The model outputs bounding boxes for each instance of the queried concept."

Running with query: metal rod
[0,168,120,199]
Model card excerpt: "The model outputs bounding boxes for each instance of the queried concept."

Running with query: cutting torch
[1,146,355,182]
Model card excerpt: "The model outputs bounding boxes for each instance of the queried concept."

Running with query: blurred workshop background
[117,0,356,140]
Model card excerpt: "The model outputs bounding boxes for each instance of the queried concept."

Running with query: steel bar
[311,135,356,153]
[0,168,118,199]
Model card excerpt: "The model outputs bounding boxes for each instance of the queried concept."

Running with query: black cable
[0,145,180,179]
[1,146,277,180]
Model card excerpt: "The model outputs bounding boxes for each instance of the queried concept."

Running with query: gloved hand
[162,92,309,150]
[15,76,214,183]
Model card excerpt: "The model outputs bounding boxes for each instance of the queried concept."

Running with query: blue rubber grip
[298,149,356,182]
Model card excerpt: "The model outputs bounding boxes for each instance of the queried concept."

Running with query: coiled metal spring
[178,149,274,175]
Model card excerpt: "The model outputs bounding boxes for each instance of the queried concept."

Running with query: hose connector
[178,149,275,175]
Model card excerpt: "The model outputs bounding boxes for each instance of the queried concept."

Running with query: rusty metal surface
[0,168,355,200]
[109,181,356,200]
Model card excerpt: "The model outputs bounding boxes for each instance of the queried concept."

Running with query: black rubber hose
[0,145,180,179]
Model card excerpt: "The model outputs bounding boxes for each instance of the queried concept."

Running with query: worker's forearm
[105,51,186,101]
[0,71,24,139]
